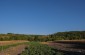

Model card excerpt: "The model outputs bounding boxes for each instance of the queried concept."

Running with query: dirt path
[0,44,28,55]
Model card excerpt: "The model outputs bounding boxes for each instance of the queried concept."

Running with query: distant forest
[0,31,85,41]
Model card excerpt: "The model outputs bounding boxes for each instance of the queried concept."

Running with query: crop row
[20,42,63,55]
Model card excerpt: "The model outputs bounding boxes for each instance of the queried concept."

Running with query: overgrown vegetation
[0,31,85,41]
[20,42,63,55]
[50,31,85,40]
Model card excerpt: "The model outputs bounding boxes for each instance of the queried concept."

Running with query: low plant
[21,42,63,55]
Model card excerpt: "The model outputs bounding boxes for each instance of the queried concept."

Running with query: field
[40,40,85,55]
[47,40,85,55]
[0,40,85,55]
[0,40,29,55]
[0,40,28,46]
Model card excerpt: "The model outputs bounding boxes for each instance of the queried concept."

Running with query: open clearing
[0,44,27,55]
[0,40,85,55]
[46,40,85,53]
[0,40,29,55]
[0,40,28,46]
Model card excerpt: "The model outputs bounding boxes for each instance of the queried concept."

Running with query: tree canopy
[0,31,85,41]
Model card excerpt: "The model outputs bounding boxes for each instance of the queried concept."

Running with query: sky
[0,0,85,35]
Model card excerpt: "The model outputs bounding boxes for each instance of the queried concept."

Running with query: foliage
[0,31,85,41]
[21,42,63,55]
[49,31,85,40]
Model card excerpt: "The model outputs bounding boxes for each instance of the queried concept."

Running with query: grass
[0,42,29,51]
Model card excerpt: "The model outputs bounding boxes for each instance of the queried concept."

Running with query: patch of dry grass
[55,40,85,43]
[0,40,29,46]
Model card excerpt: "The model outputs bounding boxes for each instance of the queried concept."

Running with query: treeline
[0,33,45,41]
[0,31,85,41]
[50,31,85,40]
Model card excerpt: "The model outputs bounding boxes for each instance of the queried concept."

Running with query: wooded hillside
[0,31,85,41]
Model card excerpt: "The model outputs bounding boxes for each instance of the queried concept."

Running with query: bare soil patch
[0,44,28,55]
[47,40,85,53]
